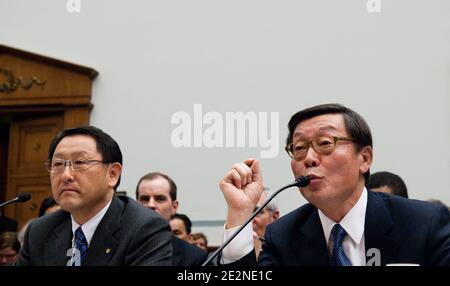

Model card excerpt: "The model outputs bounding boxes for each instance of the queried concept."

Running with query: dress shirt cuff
[220,223,254,264]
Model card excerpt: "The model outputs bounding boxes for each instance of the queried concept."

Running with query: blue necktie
[330,224,352,266]
[74,227,88,266]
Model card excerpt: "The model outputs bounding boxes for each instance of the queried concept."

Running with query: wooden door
[0,44,97,228]
[0,122,8,203]
[4,115,64,228]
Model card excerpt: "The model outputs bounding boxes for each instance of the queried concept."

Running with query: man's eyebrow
[52,151,90,158]
[154,195,167,199]
[292,125,338,139]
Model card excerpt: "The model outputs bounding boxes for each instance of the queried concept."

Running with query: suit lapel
[171,236,183,266]
[44,213,72,266]
[297,209,329,265]
[365,191,400,265]
[84,197,122,266]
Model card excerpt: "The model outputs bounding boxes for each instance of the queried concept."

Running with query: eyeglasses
[253,206,275,216]
[45,159,107,173]
[285,136,353,161]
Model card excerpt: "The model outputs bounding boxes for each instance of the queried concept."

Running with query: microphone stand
[0,193,32,216]
[0,198,21,208]
[201,176,310,266]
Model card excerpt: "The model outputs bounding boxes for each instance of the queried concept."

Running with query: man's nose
[61,163,75,182]
[303,146,319,167]
[148,198,156,209]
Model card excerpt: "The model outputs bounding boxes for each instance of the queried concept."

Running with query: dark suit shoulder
[367,191,450,266]
[26,209,70,238]
[0,216,18,232]
[16,210,71,266]
[258,203,328,266]
[369,191,449,225]
[116,195,167,225]
[172,236,208,266]
[111,195,172,249]
[269,203,316,233]
[91,196,172,266]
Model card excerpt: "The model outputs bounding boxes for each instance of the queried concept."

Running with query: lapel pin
[106,248,111,254]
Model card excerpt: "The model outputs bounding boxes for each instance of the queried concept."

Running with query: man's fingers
[232,162,251,187]
[228,169,242,190]
[250,160,262,184]
[222,159,262,192]
[244,158,258,183]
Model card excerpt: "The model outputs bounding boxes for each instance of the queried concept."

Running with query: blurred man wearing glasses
[219,103,450,266]
[252,190,279,259]
[17,126,172,266]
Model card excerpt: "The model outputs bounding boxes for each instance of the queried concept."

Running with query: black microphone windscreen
[295,175,311,187]
[17,193,31,202]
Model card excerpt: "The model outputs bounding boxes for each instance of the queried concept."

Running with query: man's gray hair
[263,190,279,212]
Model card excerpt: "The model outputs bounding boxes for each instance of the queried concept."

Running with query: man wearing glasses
[252,190,279,259]
[17,126,172,266]
[219,103,450,266]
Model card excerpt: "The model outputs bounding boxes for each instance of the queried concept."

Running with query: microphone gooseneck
[201,175,310,266]
[0,192,32,208]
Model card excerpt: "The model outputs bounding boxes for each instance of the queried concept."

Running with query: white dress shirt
[318,187,367,266]
[71,200,112,246]
[222,188,368,265]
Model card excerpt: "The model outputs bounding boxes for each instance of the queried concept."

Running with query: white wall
[1,0,449,245]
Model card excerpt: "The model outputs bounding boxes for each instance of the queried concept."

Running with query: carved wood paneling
[4,177,52,229]
[0,45,97,107]
[8,115,64,177]
[0,45,97,226]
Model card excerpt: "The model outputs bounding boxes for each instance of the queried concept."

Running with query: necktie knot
[331,223,347,245]
[330,224,351,266]
[74,227,88,266]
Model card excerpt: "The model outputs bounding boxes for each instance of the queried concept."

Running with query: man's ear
[108,163,122,189]
[272,210,280,220]
[171,200,179,214]
[359,146,373,175]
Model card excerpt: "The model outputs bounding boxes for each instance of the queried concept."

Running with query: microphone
[201,175,310,266]
[0,193,32,208]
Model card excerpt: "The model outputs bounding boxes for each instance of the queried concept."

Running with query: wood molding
[0,45,97,227]
[0,44,97,107]
[0,45,98,79]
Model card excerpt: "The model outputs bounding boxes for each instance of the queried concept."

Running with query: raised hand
[219,158,264,228]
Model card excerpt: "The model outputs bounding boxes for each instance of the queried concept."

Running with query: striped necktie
[330,224,352,266]
[74,226,88,266]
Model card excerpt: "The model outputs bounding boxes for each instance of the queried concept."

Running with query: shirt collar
[318,187,367,245]
[71,199,112,246]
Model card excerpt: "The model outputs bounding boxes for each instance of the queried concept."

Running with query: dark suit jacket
[0,215,17,233]
[237,191,450,266]
[17,196,173,266]
[172,236,209,266]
